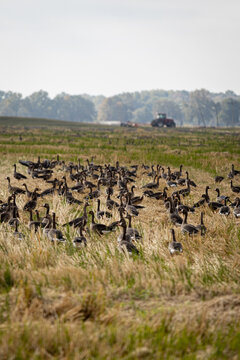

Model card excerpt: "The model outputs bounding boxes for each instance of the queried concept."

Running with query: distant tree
[187,89,215,126]
[218,98,240,126]
[53,93,96,122]
[0,92,22,116]
[131,106,152,123]
[97,97,131,122]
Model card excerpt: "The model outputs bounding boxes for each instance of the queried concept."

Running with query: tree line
[0,89,240,126]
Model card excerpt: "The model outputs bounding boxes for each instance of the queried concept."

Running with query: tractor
[151,113,176,128]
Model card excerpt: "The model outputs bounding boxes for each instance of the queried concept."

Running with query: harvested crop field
[0,119,240,359]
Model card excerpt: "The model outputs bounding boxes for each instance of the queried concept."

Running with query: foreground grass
[0,120,240,359]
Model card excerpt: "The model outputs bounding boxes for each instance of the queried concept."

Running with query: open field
[0,118,240,359]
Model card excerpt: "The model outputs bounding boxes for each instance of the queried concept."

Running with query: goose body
[181,210,199,235]
[168,229,183,255]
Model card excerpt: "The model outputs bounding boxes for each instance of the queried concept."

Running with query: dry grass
[0,124,240,359]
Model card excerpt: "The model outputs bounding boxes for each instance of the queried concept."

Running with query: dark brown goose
[219,197,230,216]
[230,180,240,194]
[117,218,139,255]
[47,212,66,243]
[142,175,161,190]
[215,188,228,204]
[6,177,25,195]
[181,210,199,236]
[233,198,240,218]
[196,212,207,236]
[167,197,183,227]
[96,199,112,219]
[125,214,142,241]
[63,202,89,228]
[168,229,183,255]
[13,164,27,180]
[89,210,111,236]
[23,188,38,211]
[215,176,224,183]
[72,225,87,247]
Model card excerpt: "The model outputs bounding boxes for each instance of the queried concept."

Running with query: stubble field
[0,118,240,359]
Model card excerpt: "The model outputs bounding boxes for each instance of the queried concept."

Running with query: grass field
[0,118,240,359]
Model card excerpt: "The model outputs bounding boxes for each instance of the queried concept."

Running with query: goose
[176,193,195,213]
[28,209,41,232]
[8,205,20,227]
[181,210,199,236]
[6,177,25,195]
[185,171,197,187]
[193,195,207,208]
[63,202,89,228]
[215,176,224,183]
[178,179,191,197]
[231,164,240,176]
[89,210,111,236]
[230,180,240,194]
[125,214,142,241]
[47,212,66,243]
[106,194,119,211]
[196,212,207,236]
[13,164,27,180]
[125,194,139,217]
[233,198,240,218]
[173,165,183,179]
[215,188,228,204]
[204,186,210,202]
[167,197,183,227]
[207,199,223,211]
[41,203,52,228]
[72,225,87,248]
[168,229,183,255]
[96,199,112,219]
[142,175,161,190]
[23,188,38,211]
[117,218,139,255]
[130,186,144,205]
[219,197,230,216]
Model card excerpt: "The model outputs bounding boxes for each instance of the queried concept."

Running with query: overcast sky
[1,0,240,97]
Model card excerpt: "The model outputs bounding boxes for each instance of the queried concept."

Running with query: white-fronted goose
[47,212,66,243]
[142,175,161,190]
[13,164,27,180]
[233,198,240,218]
[230,180,240,194]
[23,188,38,211]
[167,197,183,227]
[219,197,230,216]
[181,210,199,235]
[89,210,111,236]
[125,214,142,241]
[196,212,207,236]
[97,199,112,219]
[215,176,224,183]
[6,177,25,195]
[63,202,89,228]
[215,188,228,204]
[168,229,183,255]
[117,218,139,255]
[73,225,87,248]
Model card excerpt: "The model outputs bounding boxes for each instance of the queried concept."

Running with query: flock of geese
[0,157,240,256]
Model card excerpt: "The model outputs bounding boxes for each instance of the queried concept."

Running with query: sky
[1,0,240,98]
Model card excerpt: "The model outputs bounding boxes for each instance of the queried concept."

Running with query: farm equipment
[120,121,138,128]
[151,113,176,128]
